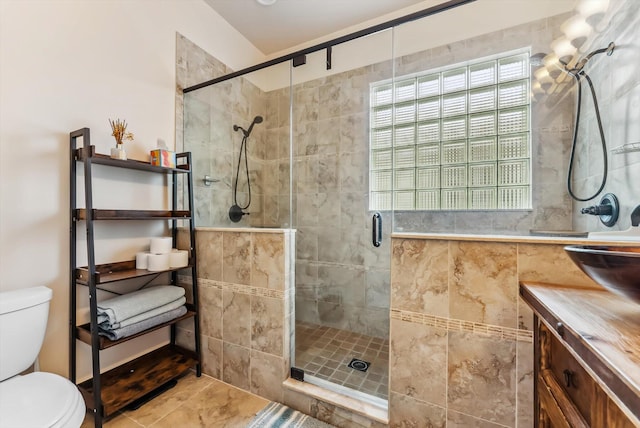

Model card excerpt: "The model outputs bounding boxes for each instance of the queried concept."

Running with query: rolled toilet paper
[135,251,150,269]
[169,249,189,268]
[150,237,172,254]
[147,253,170,272]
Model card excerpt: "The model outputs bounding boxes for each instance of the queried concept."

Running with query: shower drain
[347,358,370,372]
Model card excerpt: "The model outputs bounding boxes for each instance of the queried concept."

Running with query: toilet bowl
[0,286,86,428]
[0,372,86,427]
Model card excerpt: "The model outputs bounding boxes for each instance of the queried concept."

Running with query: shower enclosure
[182,0,582,407]
[183,26,394,402]
[183,60,292,229]
[289,29,394,402]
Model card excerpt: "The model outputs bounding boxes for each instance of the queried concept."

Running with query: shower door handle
[372,212,382,247]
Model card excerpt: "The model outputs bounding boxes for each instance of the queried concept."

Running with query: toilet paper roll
[150,237,173,254]
[147,253,170,272]
[135,251,150,269]
[169,249,189,268]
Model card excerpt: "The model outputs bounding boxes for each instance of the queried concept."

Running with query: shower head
[233,116,264,138]
[246,116,263,137]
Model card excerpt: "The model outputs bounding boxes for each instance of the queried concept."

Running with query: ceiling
[203,0,433,55]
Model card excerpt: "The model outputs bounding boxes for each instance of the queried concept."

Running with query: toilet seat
[0,372,85,428]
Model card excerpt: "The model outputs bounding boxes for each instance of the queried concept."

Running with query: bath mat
[248,402,334,427]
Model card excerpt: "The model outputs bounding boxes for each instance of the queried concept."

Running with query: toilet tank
[0,286,53,382]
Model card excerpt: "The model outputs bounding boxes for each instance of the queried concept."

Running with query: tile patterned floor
[295,322,389,400]
[81,372,269,427]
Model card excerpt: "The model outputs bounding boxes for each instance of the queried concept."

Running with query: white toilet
[0,286,86,428]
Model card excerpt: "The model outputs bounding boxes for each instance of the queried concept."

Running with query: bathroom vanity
[520,282,640,427]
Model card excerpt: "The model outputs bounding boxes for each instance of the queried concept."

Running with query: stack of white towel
[97,285,187,340]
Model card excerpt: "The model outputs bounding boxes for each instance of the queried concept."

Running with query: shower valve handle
[580,193,619,227]
[581,205,612,216]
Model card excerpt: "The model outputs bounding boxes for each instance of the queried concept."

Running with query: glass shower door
[291,28,394,402]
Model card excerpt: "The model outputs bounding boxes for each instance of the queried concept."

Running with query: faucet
[632,204,640,227]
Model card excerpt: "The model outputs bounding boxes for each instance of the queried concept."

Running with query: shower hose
[566,70,608,202]
[233,134,251,210]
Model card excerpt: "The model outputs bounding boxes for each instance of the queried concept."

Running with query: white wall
[0,0,264,378]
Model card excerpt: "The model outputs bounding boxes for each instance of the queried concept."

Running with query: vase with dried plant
[109,118,134,160]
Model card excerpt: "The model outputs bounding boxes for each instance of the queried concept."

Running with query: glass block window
[369,50,531,211]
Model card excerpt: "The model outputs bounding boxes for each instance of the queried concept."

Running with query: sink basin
[565,246,640,303]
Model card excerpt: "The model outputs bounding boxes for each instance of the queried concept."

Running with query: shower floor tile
[295,321,389,400]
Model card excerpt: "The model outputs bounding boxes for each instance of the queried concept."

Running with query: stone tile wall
[387,236,599,428]
[177,34,272,228]
[391,13,575,234]
[289,13,574,339]
[177,229,294,403]
[286,68,393,339]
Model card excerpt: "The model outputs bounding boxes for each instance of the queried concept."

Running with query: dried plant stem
[109,118,134,145]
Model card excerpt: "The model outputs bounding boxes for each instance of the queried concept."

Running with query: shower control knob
[581,205,612,215]
[580,193,619,227]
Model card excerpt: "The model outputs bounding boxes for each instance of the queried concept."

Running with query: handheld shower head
[246,116,263,137]
[229,114,264,222]
[233,116,263,138]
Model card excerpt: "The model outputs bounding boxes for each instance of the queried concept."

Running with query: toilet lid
[0,372,82,428]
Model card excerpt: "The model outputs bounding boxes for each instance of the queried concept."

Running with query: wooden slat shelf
[77,345,198,418]
[75,260,192,285]
[75,209,191,221]
[76,306,196,349]
[75,147,190,174]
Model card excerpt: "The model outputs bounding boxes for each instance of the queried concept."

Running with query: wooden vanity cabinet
[520,283,640,428]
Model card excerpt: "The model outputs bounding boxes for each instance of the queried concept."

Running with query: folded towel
[99,305,187,340]
[99,296,186,330]
[97,285,185,326]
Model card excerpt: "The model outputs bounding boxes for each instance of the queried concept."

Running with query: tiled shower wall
[287,12,575,339]
[390,13,575,233]
[571,0,640,231]
[177,229,294,403]
[387,236,600,427]
[288,69,392,339]
[178,34,275,228]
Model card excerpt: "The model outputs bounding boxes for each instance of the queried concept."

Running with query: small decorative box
[150,149,176,168]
